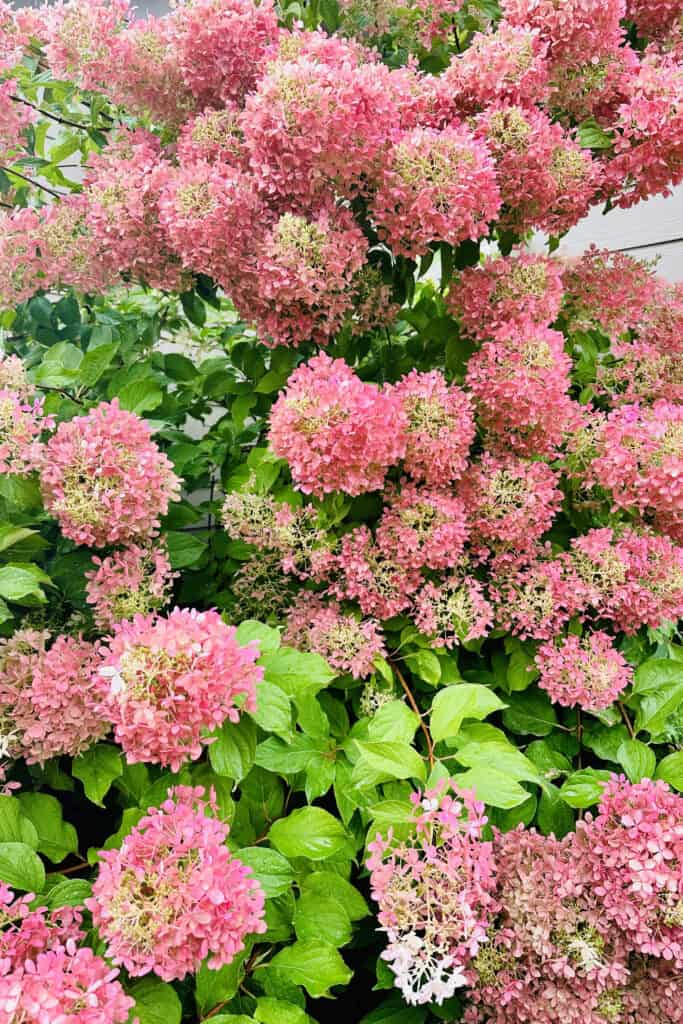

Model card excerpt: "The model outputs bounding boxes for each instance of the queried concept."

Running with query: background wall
[14,0,683,280]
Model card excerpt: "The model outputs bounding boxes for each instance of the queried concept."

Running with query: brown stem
[0,166,64,198]
[202,1000,230,1020]
[47,858,89,877]
[389,658,435,770]
[576,708,583,768]
[618,701,636,740]
[11,94,110,131]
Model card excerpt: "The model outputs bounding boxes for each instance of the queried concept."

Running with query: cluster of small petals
[175,105,247,167]
[466,326,584,457]
[37,195,115,297]
[269,353,407,497]
[0,208,52,309]
[501,0,626,63]
[587,401,683,530]
[561,246,659,338]
[376,484,468,570]
[458,455,562,555]
[607,54,683,208]
[229,552,295,623]
[157,160,264,295]
[641,279,683,355]
[489,549,590,640]
[88,786,266,981]
[40,399,180,548]
[371,125,501,259]
[0,354,30,398]
[450,253,564,340]
[0,1,34,73]
[535,631,633,711]
[84,131,186,291]
[41,0,130,90]
[367,782,497,1006]
[167,0,279,108]
[573,777,683,963]
[571,526,683,633]
[625,0,683,40]
[0,944,134,1024]
[475,103,601,236]
[283,594,385,679]
[85,544,176,631]
[0,80,34,165]
[393,370,475,486]
[548,47,640,125]
[95,608,261,771]
[0,632,106,766]
[599,339,683,405]
[330,525,421,618]
[414,575,493,648]
[443,24,551,115]
[0,391,52,476]
[253,206,367,347]
[243,54,400,205]
[346,264,401,336]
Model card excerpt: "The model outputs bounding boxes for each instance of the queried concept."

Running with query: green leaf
[117,378,163,414]
[616,739,656,783]
[0,796,38,847]
[655,751,683,791]
[195,950,249,1015]
[455,766,530,809]
[269,807,349,861]
[351,741,426,786]
[431,684,506,742]
[18,793,78,863]
[255,998,309,1024]
[267,940,352,998]
[502,689,557,737]
[166,530,207,569]
[536,787,575,838]
[260,648,336,696]
[404,649,441,686]
[578,116,614,150]
[45,878,92,909]
[294,891,352,947]
[506,647,538,692]
[254,734,328,775]
[130,977,182,1024]
[250,680,292,738]
[360,997,426,1024]
[454,742,547,790]
[72,744,122,806]
[0,842,45,892]
[209,717,257,781]
[237,847,294,898]
[560,769,612,809]
[632,659,683,735]
[0,565,46,602]
[78,342,119,387]
[300,872,369,921]
[236,621,281,655]
[366,701,419,744]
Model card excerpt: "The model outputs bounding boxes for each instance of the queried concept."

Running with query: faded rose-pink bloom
[376,483,468,570]
[95,608,261,770]
[283,594,386,679]
[535,631,633,711]
[393,370,475,486]
[331,525,421,619]
[85,544,176,630]
[88,786,265,981]
[0,391,52,476]
[269,352,407,497]
[502,0,626,63]
[41,399,180,548]
[414,575,494,648]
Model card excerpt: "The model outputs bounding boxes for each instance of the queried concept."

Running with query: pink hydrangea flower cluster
[376,484,468,570]
[413,575,494,648]
[0,630,107,766]
[626,0,683,37]
[269,352,407,497]
[331,525,422,619]
[371,125,501,259]
[588,400,683,533]
[95,608,261,770]
[443,24,550,114]
[458,454,562,555]
[0,391,53,476]
[449,252,564,339]
[489,549,590,640]
[283,594,386,679]
[600,338,683,406]
[0,354,29,397]
[502,0,626,64]
[561,246,659,338]
[0,79,34,165]
[466,326,583,456]
[0,881,132,1024]
[88,786,266,981]
[40,399,181,548]
[368,782,497,1006]
[393,370,475,486]
[535,630,634,711]
[85,544,176,630]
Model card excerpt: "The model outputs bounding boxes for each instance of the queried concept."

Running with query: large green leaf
[72,744,122,806]
[269,807,349,861]
[267,940,352,997]
[431,684,506,742]
[129,978,182,1024]
[0,842,45,892]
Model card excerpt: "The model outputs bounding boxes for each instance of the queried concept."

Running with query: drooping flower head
[367,781,497,1005]
[85,544,176,630]
[95,608,261,770]
[41,399,181,548]
[535,631,633,711]
[371,124,501,258]
[393,370,475,486]
[269,352,407,497]
[88,786,266,981]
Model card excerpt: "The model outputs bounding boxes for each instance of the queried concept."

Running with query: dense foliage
[0,0,681,1021]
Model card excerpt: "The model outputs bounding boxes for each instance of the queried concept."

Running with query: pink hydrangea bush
[88,786,266,981]
[95,608,262,770]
